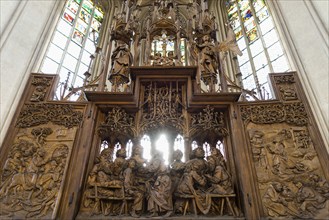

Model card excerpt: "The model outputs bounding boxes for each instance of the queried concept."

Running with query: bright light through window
[141,135,151,162]
[156,134,169,165]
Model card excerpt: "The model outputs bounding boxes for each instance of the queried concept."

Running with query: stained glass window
[40,0,104,100]
[226,0,290,100]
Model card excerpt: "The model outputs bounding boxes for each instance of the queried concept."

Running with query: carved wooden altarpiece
[0,70,328,220]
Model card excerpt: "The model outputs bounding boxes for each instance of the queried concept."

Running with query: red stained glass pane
[63,10,75,25]
[73,30,85,45]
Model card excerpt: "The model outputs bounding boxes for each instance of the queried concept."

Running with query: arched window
[174,134,185,162]
[141,135,152,162]
[40,0,105,99]
[225,0,290,100]
[126,139,133,159]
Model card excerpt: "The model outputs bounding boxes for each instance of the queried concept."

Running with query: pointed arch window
[225,0,290,100]
[40,0,105,99]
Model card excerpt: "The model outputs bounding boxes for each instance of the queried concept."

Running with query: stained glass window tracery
[225,0,290,100]
[40,0,104,100]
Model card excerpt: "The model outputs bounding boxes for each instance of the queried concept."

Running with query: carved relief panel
[240,73,329,219]
[0,103,83,219]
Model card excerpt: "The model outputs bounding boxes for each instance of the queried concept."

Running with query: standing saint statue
[197,35,219,88]
[108,40,133,92]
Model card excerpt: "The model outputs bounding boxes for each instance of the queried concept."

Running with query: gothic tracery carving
[140,83,185,134]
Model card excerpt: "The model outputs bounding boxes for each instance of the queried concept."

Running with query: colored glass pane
[82,0,93,14]
[67,0,79,14]
[247,28,258,43]
[242,9,253,21]
[228,11,238,21]
[76,20,87,35]
[256,7,269,23]
[94,8,104,23]
[72,30,84,45]
[238,0,250,12]
[91,19,101,32]
[63,9,75,25]
[253,0,265,12]
[244,20,256,33]
[234,26,243,39]
[80,9,91,24]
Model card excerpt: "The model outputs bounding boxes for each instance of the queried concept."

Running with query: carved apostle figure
[147,162,173,217]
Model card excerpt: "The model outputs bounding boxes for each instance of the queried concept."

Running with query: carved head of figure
[202,34,210,43]
[116,148,127,159]
[168,51,174,58]
[272,182,283,192]
[173,149,183,161]
[194,147,205,159]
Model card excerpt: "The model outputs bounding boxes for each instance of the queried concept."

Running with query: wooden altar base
[77,215,245,220]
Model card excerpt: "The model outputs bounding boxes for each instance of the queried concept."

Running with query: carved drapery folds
[16,104,83,128]
[241,102,329,219]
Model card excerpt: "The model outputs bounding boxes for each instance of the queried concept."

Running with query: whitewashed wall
[0,0,64,145]
[268,0,329,150]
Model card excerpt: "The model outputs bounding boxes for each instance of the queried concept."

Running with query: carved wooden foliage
[240,102,308,126]
[16,103,83,128]
[190,105,228,137]
[98,107,135,139]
